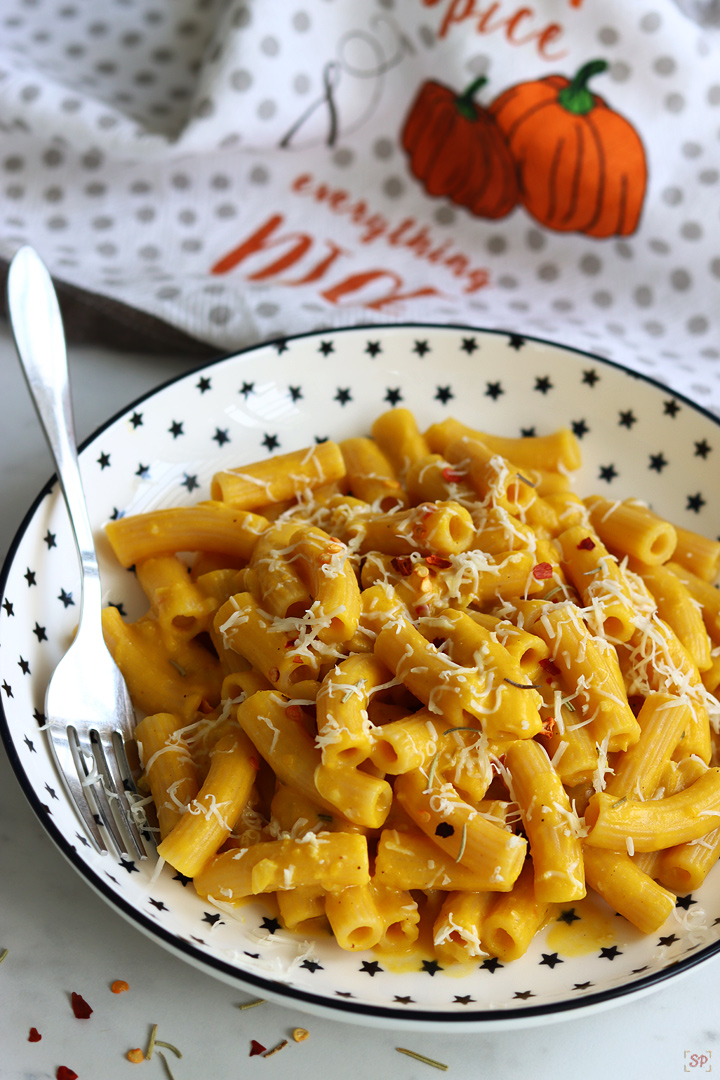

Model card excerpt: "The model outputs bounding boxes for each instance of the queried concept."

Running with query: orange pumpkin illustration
[401,76,519,220]
[489,59,647,237]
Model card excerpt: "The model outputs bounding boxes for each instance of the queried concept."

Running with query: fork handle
[7,246,103,618]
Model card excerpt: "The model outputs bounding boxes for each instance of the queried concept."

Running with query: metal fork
[8,246,147,860]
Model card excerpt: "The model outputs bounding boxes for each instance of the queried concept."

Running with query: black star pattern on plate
[58,589,74,607]
[687,493,706,513]
[97,451,111,469]
[260,916,281,934]
[149,899,168,911]
[663,399,680,417]
[191,937,207,946]
[675,894,696,910]
[485,381,503,400]
[385,388,402,406]
[649,452,668,472]
[335,991,354,998]
[169,421,184,439]
[618,410,636,428]
[507,334,526,350]
[514,990,535,1000]
[2,681,12,698]
[599,945,622,960]
[130,411,143,428]
[315,436,329,444]
[76,832,90,848]
[213,428,230,446]
[360,960,383,976]
[173,872,192,887]
[695,439,711,458]
[108,601,127,617]
[454,995,475,1005]
[571,419,589,439]
[318,340,334,355]
[421,959,443,976]
[3,598,13,616]
[520,426,536,437]
[273,339,289,354]
[534,376,553,394]
[182,474,199,492]
[394,995,414,1004]
[240,381,254,398]
[582,369,600,387]
[335,388,352,406]
[435,386,453,404]
[480,956,503,973]
[599,464,618,482]
[203,912,223,926]
[365,341,382,357]
[197,376,211,394]
[289,386,303,402]
[539,952,563,968]
[34,708,46,725]
[301,959,323,973]
[262,434,279,451]
[24,735,35,752]
[44,783,58,800]
[461,337,478,354]
[33,623,47,642]
[18,657,30,675]
[119,858,140,874]
[110,507,124,521]
[557,909,580,925]
[24,568,36,587]
[136,463,150,478]
[658,934,679,947]
[573,982,594,991]
[413,340,430,356]
[44,531,57,549]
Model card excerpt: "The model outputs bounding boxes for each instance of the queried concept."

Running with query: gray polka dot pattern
[0,0,718,411]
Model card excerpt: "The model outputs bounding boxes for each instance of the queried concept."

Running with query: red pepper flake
[391,556,414,576]
[249,1040,267,1057]
[577,537,596,551]
[286,705,303,722]
[57,1068,78,1080]
[441,466,464,483]
[539,658,560,676]
[425,554,452,569]
[28,1028,42,1042]
[268,667,280,682]
[413,604,430,617]
[111,980,129,994]
[539,717,556,738]
[71,992,93,1020]
[532,562,553,580]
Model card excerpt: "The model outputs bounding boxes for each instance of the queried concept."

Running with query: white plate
[2,323,720,1032]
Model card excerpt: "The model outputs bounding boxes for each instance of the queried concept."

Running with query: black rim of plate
[2,321,720,1026]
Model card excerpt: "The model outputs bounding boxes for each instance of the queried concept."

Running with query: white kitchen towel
[1,0,719,405]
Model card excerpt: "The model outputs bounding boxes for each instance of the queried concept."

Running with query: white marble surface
[2,318,720,1080]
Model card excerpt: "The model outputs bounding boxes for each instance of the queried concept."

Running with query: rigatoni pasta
[102,408,720,967]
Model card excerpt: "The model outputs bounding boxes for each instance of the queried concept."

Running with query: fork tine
[72,727,131,857]
[94,730,148,861]
[46,723,106,855]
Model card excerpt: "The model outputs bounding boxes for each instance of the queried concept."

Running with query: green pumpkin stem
[557,59,608,116]
[455,75,488,120]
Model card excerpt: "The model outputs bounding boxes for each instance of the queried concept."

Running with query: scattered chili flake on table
[71,992,93,1019]
[111,980,129,994]
[56,1067,79,1080]
[28,1027,42,1042]
[249,1040,267,1057]
[126,1049,144,1064]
